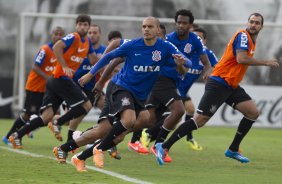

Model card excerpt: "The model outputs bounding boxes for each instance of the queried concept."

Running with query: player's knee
[171,106,185,119]
[244,108,260,120]
[82,100,92,112]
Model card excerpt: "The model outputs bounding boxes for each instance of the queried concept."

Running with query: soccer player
[50,24,107,143]
[55,31,124,171]
[140,10,212,161]
[154,13,279,165]
[2,26,65,147]
[78,16,191,168]
[9,14,98,150]
[141,26,218,152]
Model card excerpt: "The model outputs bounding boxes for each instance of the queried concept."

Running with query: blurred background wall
[0,0,281,118]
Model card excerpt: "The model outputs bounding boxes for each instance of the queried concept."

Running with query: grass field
[0,119,281,184]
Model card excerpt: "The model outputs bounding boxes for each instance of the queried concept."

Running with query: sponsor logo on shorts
[121,97,130,106]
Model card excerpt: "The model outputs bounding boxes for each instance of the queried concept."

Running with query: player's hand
[266,59,279,67]
[78,73,93,87]
[172,54,186,65]
[92,81,103,94]
[62,66,74,77]
[202,67,213,80]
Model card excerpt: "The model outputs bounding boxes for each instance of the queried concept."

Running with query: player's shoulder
[166,32,176,41]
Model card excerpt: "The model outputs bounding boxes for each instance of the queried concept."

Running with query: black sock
[67,129,75,142]
[77,145,94,160]
[97,120,127,151]
[154,126,171,145]
[131,130,142,143]
[229,117,255,152]
[60,139,79,152]
[185,114,193,140]
[17,117,45,138]
[6,116,26,138]
[56,105,87,126]
[162,119,198,150]
[146,117,164,142]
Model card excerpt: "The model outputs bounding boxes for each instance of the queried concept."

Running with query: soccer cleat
[140,129,151,148]
[71,155,87,172]
[151,145,172,163]
[26,131,34,139]
[187,139,203,151]
[155,143,165,165]
[128,141,149,154]
[224,149,250,163]
[2,136,11,146]
[53,146,67,163]
[8,133,23,149]
[93,146,105,168]
[48,122,63,142]
[107,146,121,160]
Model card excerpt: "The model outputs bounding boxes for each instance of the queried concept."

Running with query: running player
[9,14,97,150]
[78,16,191,168]
[154,13,279,165]
[2,26,65,147]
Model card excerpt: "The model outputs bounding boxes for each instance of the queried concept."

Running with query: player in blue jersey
[139,10,212,159]
[128,24,168,154]
[77,16,191,168]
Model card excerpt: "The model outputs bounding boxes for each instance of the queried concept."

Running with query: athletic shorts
[197,78,252,117]
[147,75,181,109]
[98,80,115,124]
[40,77,89,114]
[108,83,146,119]
[23,90,44,115]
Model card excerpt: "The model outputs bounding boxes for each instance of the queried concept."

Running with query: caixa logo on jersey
[71,56,84,63]
[152,50,161,61]
[45,66,56,72]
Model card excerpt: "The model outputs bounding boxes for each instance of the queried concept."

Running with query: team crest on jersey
[184,43,192,54]
[152,50,161,61]
[121,97,130,106]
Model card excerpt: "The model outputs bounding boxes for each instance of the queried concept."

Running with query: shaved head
[143,16,160,27]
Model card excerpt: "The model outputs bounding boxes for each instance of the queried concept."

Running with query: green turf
[0,119,281,184]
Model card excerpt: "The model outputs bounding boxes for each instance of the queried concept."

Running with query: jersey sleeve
[88,38,95,54]
[165,41,192,68]
[61,33,75,51]
[195,36,207,55]
[207,49,218,67]
[90,40,132,75]
[233,32,249,51]
[34,48,47,66]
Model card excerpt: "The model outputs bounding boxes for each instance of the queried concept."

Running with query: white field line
[0,146,153,184]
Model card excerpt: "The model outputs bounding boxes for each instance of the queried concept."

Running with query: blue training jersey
[90,37,191,100]
[73,44,106,90]
[167,31,209,97]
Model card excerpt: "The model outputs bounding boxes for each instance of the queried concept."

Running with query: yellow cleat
[140,129,150,148]
[187,139,203,151]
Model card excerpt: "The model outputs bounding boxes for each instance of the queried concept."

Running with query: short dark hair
[108,30,123,41]
[174,9,194,24]
[194,27,207,39]
[160,24,166,35]
[76,14,91,25]
[91,24,102,33]
[248,13,264,25]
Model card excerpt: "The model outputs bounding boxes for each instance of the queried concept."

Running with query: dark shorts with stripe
[107,82,146,120]
[147,75,181,109]
[23,90,44,115]
[41,77,89,114]
[98,80,115,124]
[197,78,252,117]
